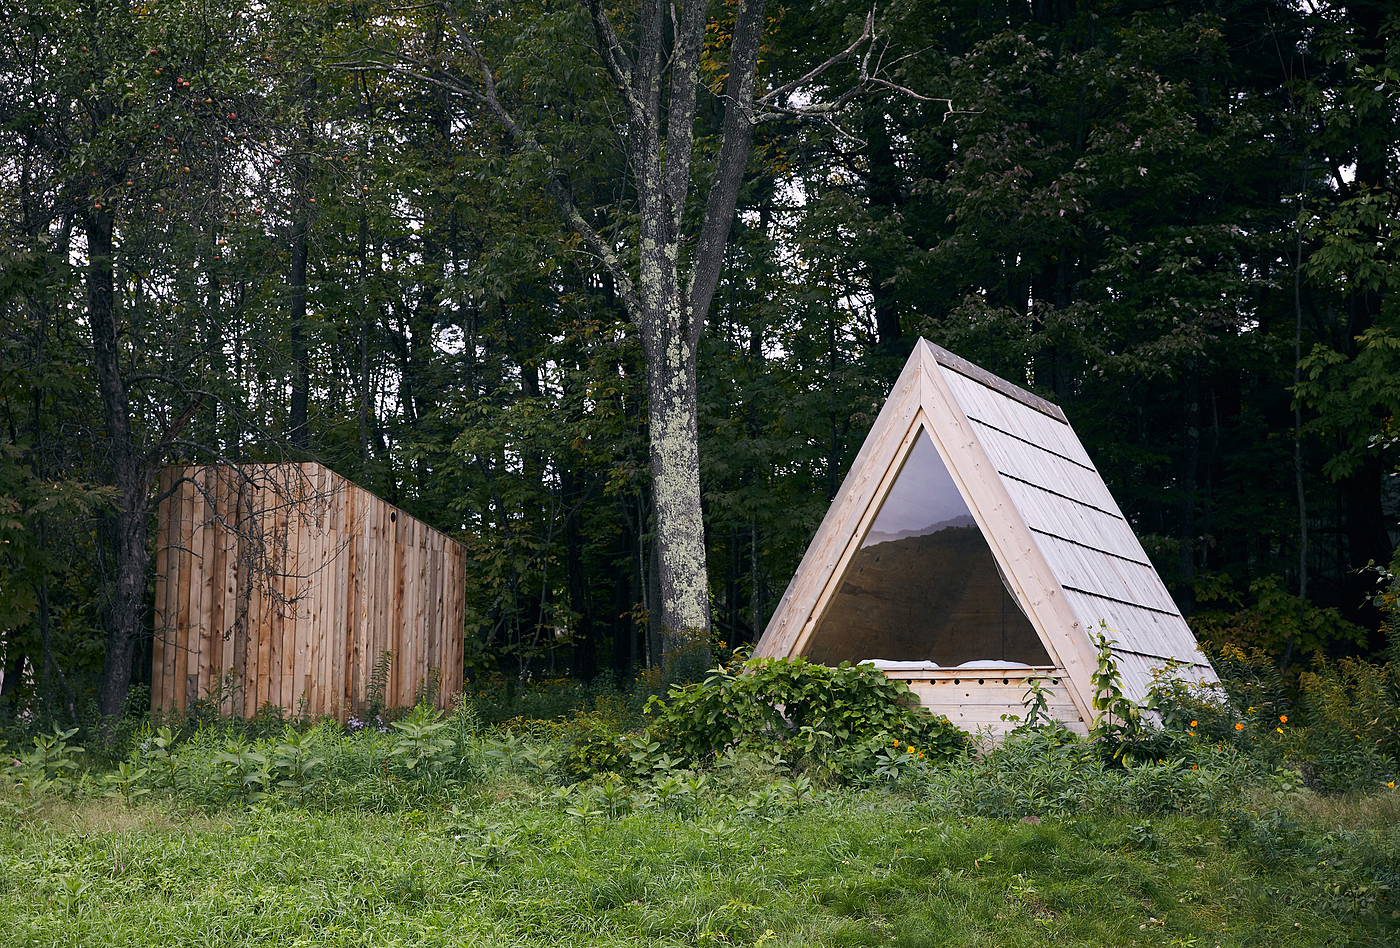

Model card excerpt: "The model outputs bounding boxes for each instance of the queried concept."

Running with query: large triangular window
[805,428,1051,666]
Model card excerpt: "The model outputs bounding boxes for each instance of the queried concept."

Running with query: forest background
[1,0,1398,726]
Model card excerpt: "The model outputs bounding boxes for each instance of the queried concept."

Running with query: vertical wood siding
[151,463,466,720]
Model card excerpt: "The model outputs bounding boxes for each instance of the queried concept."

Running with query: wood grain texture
[150,463,466,721]
[893,667,1085,737]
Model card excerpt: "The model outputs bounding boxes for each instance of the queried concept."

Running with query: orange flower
[1191,765,1198,770]
[1279,715,1287,724]
[1235,723,1244,731]
[1190,721,1198,728]
[1188,731,1196,737]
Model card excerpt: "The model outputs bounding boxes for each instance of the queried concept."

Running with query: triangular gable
[755,339,1217,727]
[804,426,1052,669]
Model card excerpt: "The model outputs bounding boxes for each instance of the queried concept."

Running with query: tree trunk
[1175,364,1199,616]
[289,208,310,449]
[87,209,150,724]
[641,321,710,674]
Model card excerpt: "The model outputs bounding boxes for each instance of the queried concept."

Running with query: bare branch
[862,77,955,107]
[756,9,873,108]
[142,393,207,495]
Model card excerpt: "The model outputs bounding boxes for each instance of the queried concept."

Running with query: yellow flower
[1389,782,1395,789]
[1235,723,1244,731]
[1276,727,1283,734]
[906,745,916,754]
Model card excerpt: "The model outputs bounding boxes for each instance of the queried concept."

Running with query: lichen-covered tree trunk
[640,307,710,674]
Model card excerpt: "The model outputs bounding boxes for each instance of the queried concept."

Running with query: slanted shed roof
[754,339,1216,727]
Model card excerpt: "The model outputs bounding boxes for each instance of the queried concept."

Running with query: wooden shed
[152,463,466,721]
[754,339,1218,736]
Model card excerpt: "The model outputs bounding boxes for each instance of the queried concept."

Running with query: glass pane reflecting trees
[806,430,1052,666]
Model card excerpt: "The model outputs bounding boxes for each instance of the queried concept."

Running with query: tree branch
[686,0,768,339]
[756,9,873,109]
[142,392,207,496]
[582,0,646,127]
[661,0,710,233]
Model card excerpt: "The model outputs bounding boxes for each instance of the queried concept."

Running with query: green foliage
[213,738,272,804]
[6,754,1399,945]
[363,651,394,717]
[1146,641,1400,794]
[921,725,1253,821]
[99,761,150,805]
[1086,629,1148,763]
[1191,575,1370,666]
[1296,188,1400,481]
[4,726,84,801]
[1374,548,1400,665]
[388,707,457,776]
[269,726,327,790]
[1288,658,1400,793]
[642,656,969,777]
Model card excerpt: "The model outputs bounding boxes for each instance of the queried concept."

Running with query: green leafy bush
[642,656,969,778]
[1286,658,1399,792]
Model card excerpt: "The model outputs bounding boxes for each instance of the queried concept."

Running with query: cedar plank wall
[152,463,466,720]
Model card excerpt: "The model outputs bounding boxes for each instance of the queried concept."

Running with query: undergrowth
[2,652,1398,944]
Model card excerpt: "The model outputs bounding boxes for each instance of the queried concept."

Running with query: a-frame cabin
[753,339,1217,735]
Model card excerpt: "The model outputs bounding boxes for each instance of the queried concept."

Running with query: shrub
[642,656,969,779]
[1286,658,1399,792]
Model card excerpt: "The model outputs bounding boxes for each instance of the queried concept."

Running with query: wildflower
[906,745,916,754]
[1279,715,1287,724]
[918,753,925,759]
[1276,727,1283,734]
[1191,765,1198,770]
[1188,731,1196,737]
[1190,720,1198,728]
[1388,782,1395,789]
[1235,723,1244,731]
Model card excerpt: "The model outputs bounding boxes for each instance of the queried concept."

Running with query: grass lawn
[2,789,1395,947]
